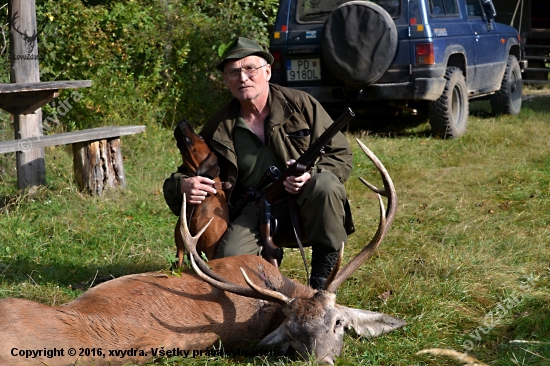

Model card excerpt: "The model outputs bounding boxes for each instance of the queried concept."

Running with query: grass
[0,90,549,365]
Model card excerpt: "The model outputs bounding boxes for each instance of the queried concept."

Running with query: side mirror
[482,0,497,20]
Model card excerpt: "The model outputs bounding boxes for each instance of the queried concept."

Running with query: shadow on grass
[520,95,550,113]
[470,94,550,117]
[0,255,167,291]
[343,112,433,139]
[339,95,550,139]
[0,184,172,292]
[0,193,24,213]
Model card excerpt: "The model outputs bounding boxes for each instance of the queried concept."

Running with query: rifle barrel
[264,107,355,203]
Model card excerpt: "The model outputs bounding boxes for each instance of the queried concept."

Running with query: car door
[466,0,505,93]
[425,0,476,91]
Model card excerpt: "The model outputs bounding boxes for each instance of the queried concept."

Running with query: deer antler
[177,197,222,281]
[324,139,397,293]
[11,11,37,40]
[180,195,293,305]
[11,11,25,37]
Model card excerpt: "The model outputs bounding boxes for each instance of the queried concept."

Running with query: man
[164,37,354,290]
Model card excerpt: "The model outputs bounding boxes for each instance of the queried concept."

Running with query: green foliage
[0,0,278,132]
[0,92,549,365]
[0,2,9,83]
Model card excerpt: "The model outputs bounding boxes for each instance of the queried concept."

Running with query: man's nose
[238,70,250,81]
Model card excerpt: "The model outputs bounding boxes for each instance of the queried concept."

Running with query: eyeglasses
[224,64,267,80]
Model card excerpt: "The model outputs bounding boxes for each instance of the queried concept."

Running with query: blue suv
[269,0,523,138]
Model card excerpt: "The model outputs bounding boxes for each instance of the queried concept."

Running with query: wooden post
[72,138,127,196]
[8,0,45,188]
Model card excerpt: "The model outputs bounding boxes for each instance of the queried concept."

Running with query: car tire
[429,67,469,139]
[490,55,522,115]
[321,1,398,85]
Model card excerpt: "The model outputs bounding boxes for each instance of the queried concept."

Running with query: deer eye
[335,319,343,327]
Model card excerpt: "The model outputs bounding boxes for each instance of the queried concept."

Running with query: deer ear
[257,322,290,348]
[339,306,405,339]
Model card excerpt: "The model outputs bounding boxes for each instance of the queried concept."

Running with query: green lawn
[0,92,549,365]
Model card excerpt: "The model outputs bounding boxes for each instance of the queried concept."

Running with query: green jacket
[164,84,353,215]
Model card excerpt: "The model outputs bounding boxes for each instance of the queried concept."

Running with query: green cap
[216,37,274,71]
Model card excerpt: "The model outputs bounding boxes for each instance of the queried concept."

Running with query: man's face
[223,55,271,101]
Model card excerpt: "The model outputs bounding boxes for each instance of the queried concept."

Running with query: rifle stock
[263,107,355,203]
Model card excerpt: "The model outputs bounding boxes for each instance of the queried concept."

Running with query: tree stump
[72,138,126,196]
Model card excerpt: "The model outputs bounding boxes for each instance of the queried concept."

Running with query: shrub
[0,0,278,133]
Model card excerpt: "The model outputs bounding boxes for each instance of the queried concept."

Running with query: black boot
[310,245,339,290]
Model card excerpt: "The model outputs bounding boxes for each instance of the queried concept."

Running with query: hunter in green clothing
[163,37,354,289]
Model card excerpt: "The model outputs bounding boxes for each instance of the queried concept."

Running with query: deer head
[12,11,38,54]
[179,139,405,364]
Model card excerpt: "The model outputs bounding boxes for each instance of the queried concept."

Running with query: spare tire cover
[321,1,398,85]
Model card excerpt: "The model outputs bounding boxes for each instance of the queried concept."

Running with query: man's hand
[283,159,311,194]
[180,176,217,204]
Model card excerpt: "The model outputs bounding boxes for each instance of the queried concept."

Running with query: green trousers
[215,171,348,258]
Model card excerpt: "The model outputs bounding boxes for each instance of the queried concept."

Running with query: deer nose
[319,355,335,365]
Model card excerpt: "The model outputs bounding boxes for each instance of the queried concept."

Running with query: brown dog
[173,119,230,266]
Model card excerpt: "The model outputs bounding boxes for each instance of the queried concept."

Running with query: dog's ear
[196,152,220,178]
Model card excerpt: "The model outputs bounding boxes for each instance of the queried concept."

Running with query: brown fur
[0,256,311,366]
[0,254,405,366]
[173,119,229,264]
[0,139,406,366]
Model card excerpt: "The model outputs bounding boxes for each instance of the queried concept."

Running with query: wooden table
[0,80,96,190]
[0,83,146,196]
[1,0,144,195]
[0,80,92,115]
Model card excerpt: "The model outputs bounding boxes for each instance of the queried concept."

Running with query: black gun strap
[288,195,310,284]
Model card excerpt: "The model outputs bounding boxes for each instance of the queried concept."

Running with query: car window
[465,0,483,17]
[297,0,401,23]
[429,0,459,17]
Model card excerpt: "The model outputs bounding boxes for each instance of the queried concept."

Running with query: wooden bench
[2,0,147,195]
[0,81,146,194]
[0,126,146,195]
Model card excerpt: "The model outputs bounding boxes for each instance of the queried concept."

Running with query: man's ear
[196,152,220,178]
[338,305,406,339]
[265,64,272,81]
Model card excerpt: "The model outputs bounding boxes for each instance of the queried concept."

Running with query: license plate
[286,59,321,82]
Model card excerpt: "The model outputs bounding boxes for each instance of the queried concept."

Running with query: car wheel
[429,67,469,139]
[490,55,522,115]
[321,1,398,85]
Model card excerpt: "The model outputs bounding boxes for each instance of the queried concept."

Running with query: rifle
[230,107,355,268]
[229,107,355,220]
[263,107,355,204]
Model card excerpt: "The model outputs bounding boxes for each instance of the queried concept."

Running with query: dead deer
[0,139,404,366]
[172,119,230,265]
